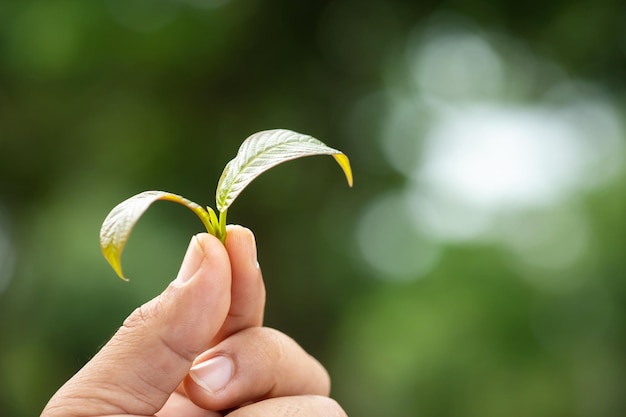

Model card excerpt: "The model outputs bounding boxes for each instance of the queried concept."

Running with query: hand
[41,226,346,417]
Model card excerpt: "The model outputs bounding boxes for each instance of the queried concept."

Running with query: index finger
[211,225,265,344]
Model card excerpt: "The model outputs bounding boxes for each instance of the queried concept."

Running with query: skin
[41,226,347,417]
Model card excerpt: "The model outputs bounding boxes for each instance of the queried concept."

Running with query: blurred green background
[1,0,625,416]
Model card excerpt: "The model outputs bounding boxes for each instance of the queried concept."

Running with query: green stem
[217,209,227,244]
[189,205,216,236]
[159,194,216,236]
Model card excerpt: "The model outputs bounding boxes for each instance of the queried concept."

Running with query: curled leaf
[99,191,210,280]
[215,129,353,212]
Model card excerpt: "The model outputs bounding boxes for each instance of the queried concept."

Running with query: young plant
[99,129,353,280]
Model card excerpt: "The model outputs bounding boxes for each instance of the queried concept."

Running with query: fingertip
[225,225,254,245]
[174,235,202,284]
[225,225,258,270]
[194,231,227,253]
[173,233,228,286]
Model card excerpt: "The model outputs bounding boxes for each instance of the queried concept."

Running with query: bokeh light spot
[357,191,440,281]
[499,206,591,287]
[417,104,591,209]
[408,26,505,101]
[365,17,625,283]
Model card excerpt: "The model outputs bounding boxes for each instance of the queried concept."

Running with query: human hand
[41,226,346,417]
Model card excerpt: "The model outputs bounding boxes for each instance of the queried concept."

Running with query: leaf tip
[99,190,213,282]
[332,153,353,187]
[100,243,129,281]
[114,266,129,281]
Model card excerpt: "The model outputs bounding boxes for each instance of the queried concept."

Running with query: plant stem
[158,194,217,236]
[190,205,216,236]
[217,209,227,244]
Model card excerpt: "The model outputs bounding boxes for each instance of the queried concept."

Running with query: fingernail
[189,355,234,393]
[175,235,203,284]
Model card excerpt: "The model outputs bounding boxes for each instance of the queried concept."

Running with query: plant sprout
[99,129,353,280]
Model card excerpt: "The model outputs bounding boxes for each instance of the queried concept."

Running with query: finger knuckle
[122,298,163,331]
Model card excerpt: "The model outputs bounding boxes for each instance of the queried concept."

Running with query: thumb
[42,233,232,417]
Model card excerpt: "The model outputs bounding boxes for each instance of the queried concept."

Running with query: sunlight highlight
[418,105,589,209]
[357,19,625,282]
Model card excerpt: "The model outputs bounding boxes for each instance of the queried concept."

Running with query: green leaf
[215,129,353,212]
[99,191,211,280]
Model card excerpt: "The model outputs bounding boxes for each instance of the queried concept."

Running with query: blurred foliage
[1,0,626,416]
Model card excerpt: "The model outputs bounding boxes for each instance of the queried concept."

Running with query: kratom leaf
[99,191,211,280]
[215,129,353,212]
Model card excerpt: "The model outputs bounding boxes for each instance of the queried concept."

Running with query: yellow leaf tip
[112,264,128,281]
[332,153,353,188]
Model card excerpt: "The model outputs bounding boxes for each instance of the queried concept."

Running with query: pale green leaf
[215,129,353,212]
[99,190,210,280]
